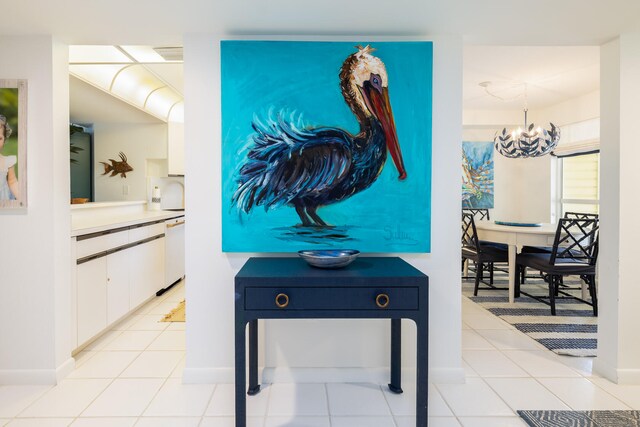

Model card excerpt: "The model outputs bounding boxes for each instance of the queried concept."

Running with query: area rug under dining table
[462,268,597,357]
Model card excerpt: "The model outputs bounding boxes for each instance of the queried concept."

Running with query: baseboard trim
[0,357,76,385]
[56,358,76,383]
[0,369,56,385]
[594,360,640,384]
[182,366,465,385]
[617,369,640,384]
[182,367,235,384]
[429,367,466,384]
[263,367,389,384]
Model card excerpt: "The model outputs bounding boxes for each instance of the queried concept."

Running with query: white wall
[596,34,640,384]
[93,123,167,201]
[0,36,73,384]
[183,35,464,385]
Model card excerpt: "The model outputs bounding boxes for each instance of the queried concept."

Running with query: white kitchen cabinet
[106,248,130,324]
[167,121,184,176]
[74,219,168,350]
[129,236,165,309]
[77,256,107,345]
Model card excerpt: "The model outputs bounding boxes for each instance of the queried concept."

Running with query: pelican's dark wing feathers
[233,119,353,213]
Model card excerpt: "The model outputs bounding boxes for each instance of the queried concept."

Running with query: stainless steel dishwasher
[158,214,185,295]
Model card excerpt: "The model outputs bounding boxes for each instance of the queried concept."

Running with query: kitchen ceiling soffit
[69,45,184,122]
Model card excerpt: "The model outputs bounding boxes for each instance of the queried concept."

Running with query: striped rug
[519,410,640,426]
[463,268,597,357]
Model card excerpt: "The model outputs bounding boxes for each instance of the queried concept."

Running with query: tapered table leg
[247,319,261,395]
[389,318,403,393]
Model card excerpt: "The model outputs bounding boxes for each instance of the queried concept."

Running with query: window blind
[561,153,599,215]
[552,118,600,158]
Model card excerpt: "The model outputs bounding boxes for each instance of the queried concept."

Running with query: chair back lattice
[550,218,599,266]
[463,208,490,220]
[564,212,599,220]
[461,212,481,254]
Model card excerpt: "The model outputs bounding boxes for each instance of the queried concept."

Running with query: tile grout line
[324,383,332,426]
[377,383,399,426]
[431,382,459,422]
[197,383,217,426]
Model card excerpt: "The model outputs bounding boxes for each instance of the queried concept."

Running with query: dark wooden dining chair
[515,218,599,316]
[463,208,490,220]
[522,212,598,255]
[520,212,599,283]
[462,212,509,296]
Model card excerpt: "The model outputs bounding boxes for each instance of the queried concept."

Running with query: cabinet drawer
[245,287,419,311]
[128,222,165,242]
[77,229,129,258]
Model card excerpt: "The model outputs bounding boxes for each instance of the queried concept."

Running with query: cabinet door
[77,257,107,345]
[168,122,184,175]
[148,237,166,295]
[107,248,130,324]
[129,243,148,309]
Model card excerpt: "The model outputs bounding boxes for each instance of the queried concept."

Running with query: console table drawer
[245,287,419,310]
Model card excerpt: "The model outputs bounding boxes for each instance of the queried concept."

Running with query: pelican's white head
[340,45,406,180]
[348,45,389,114]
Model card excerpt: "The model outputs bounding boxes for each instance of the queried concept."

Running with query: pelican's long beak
[364,86,407,180]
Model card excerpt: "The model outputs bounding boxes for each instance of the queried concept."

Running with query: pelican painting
[221,41,433,252]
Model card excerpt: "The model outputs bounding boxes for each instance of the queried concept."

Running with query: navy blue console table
[234,256,429,426]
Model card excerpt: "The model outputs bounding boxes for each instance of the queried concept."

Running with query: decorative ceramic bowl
[298,249,360,269]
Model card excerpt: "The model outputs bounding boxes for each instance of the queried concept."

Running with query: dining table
[472,220,558,303]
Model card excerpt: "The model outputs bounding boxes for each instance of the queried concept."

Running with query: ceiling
[1,1,639,45]
[70,76,165,125]
[464,46,600,110]
[29,1,618,119]
[69,45,184,122]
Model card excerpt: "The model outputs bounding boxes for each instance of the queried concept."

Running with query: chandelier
[494,108,560,158]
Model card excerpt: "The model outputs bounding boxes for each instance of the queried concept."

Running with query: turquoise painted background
[221,41,432,252]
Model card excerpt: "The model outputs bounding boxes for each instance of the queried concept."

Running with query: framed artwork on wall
[462,141,494,209]
[221,41,433,253]
[0,79,27,210]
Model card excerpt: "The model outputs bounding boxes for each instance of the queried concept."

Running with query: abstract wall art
[462,141,494,209]
[221,41,432,252]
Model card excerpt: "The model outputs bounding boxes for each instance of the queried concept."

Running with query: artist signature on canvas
[383,225,419,246]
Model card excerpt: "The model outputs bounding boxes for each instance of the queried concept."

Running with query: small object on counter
[100,152,133,178]
[71,197,89,204]
[150,186,162,211]
[298,249,360,269]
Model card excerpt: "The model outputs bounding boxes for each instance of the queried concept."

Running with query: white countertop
[70,201,147,210]
[71,210,184,237]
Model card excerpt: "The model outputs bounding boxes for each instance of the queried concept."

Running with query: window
[560,153,600,215]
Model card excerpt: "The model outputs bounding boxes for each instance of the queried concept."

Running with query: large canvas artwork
[462,141,494,209]
[221,41,432,252]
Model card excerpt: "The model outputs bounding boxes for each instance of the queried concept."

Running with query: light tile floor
[1,281,639,426]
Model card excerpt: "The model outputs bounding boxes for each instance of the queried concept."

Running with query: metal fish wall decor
[101,152,133,178]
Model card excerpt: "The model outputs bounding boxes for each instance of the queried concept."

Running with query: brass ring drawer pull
[376,293,390,308]
[275,293,289,308]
